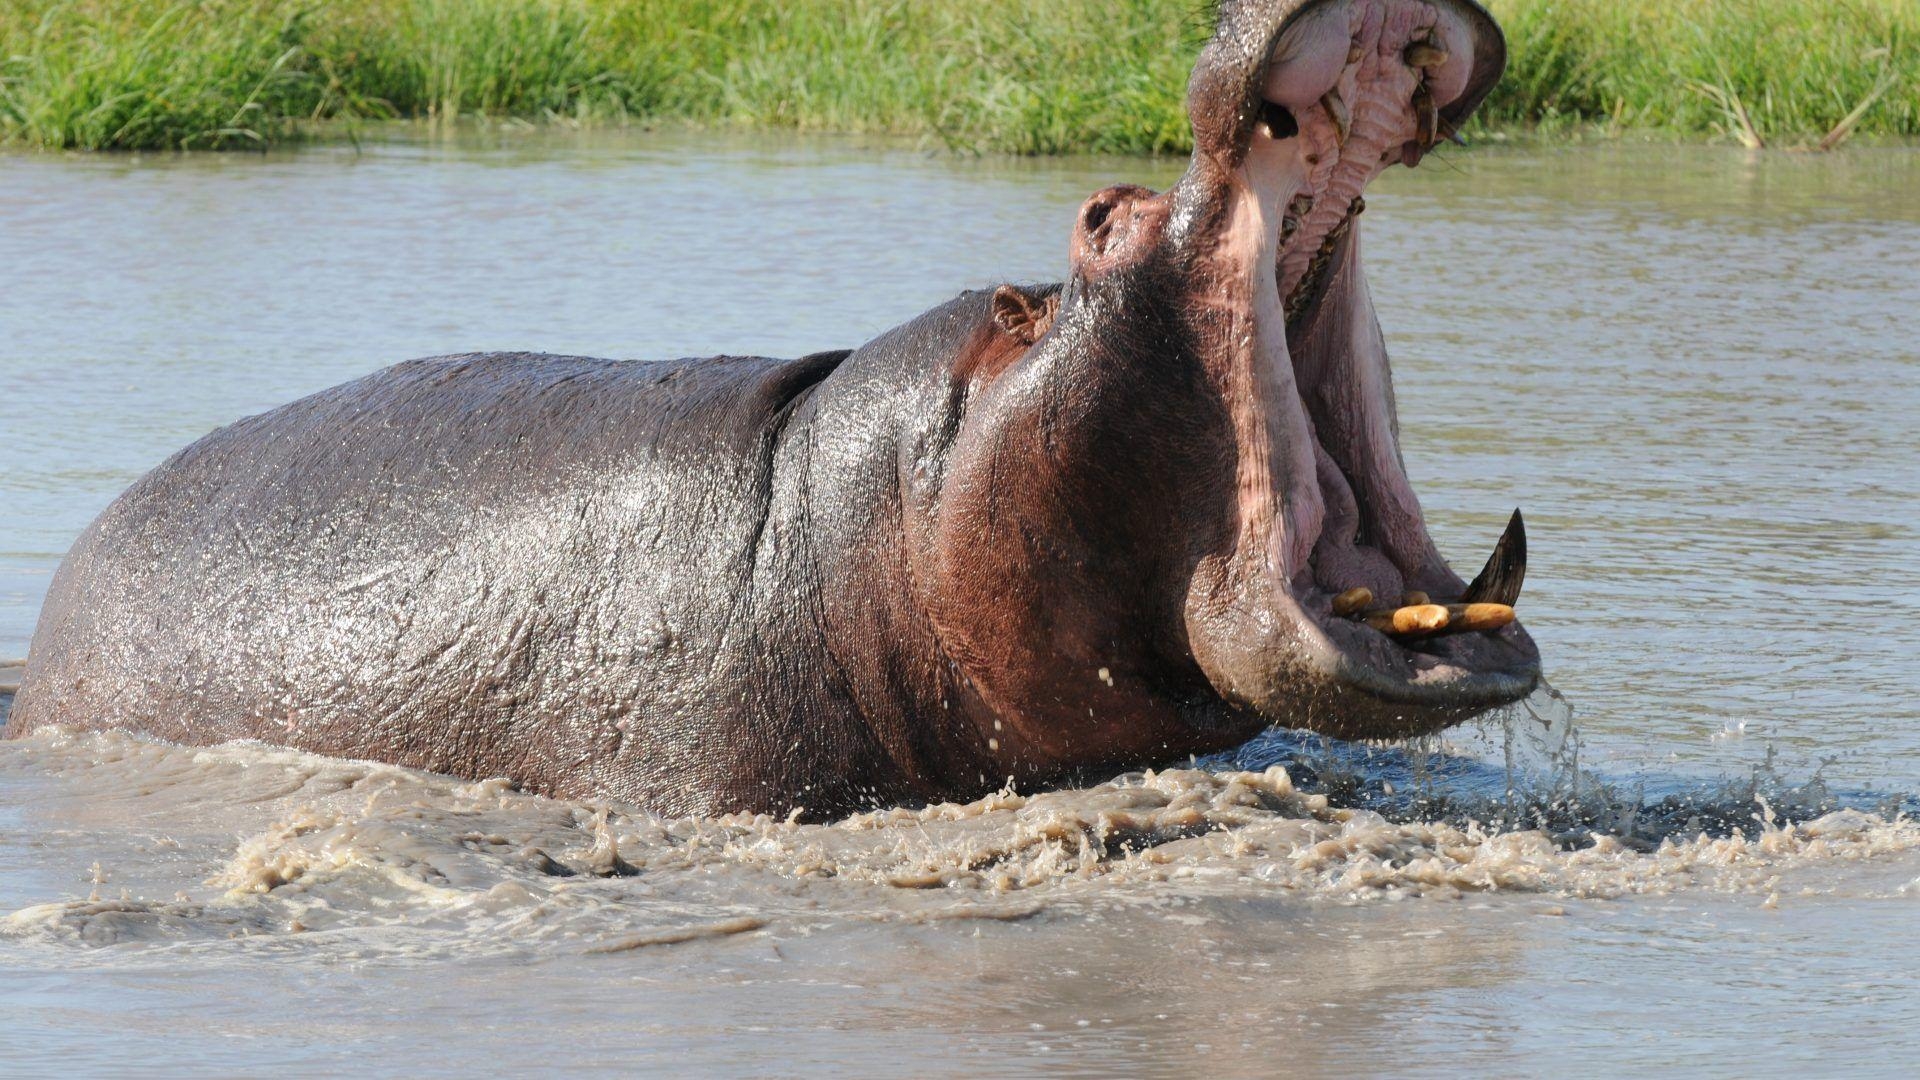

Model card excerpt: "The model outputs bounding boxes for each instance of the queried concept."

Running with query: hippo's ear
[990,286,1060,346]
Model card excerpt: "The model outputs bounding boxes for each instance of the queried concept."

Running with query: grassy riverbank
[1,0,1914,152]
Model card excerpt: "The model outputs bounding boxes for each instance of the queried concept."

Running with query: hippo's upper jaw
[1052,0,1538,741]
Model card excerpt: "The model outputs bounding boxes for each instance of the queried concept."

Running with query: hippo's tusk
[1401,590,1430,607]
[1404,42,1450,70]
[1414,83,1439,149]
[1461,509,1527,607]
[1320,87,1352,146]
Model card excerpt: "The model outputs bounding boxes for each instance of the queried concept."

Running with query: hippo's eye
[1261,100,1299,140]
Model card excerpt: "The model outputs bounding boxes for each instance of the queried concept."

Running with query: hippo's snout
[1053,0,1538,739]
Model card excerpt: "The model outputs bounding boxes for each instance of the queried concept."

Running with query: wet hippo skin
[9,0,1539,818]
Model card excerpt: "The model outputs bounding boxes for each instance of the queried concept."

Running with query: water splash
[1204,680,1909,850]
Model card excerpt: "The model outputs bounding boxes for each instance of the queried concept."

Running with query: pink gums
[1268,0,1466,601]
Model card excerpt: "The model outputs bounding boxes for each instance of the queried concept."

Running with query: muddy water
[2,132,1919,1074]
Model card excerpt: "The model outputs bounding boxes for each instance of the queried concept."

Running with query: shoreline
[6,114,1920,161]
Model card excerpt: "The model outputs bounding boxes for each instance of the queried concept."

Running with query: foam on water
[3,687,1914,962]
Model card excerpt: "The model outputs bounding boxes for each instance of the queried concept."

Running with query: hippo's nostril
[1081,198,1115,240]
[1073,184,1158,264]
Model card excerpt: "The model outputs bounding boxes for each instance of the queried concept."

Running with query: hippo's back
[7,349,848,805]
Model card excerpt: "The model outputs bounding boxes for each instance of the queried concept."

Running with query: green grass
[1482,0,1919,147]
[0,0,1914,152]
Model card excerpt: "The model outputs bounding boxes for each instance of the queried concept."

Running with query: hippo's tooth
[1332,587,1373,616]
[1357,599,1516,638]
[1461,509,1527,607]
[1320,87,1351,146]
[1280,192,1314,247]
[1413,603,1518,638]
[1404,42,1450,69]
[1367,604,1451,636]
[1446,603,1517,633]
[1414,83,1439,149]
[1401,590,1430,607]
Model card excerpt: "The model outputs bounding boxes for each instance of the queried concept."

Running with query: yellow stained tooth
[1401,590,1430,607]
[1446,603,1516,632]
[1332,587,1373,617]
[1368,604,1450,635]
[1397,604,1450,633]
[1320,87,1351,145]
[1404,42,1450,69]
[1347,42,1365,65]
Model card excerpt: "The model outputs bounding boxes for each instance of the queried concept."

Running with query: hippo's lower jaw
[1170,0,1539,738]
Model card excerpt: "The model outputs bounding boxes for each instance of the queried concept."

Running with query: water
[2,130,1919,1074]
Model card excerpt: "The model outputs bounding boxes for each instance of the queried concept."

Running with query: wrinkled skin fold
[7,0,1539,818]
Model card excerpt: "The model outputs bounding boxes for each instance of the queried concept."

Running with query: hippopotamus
[8,0,1539,818]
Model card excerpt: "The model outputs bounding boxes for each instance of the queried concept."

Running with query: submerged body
[10,0,1541,817]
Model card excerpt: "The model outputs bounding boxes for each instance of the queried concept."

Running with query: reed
[1,0,1913,152]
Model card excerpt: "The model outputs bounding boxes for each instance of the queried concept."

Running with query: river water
[1,131,1917,1075]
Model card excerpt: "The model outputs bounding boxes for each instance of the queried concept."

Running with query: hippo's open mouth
[1177,0,1538,732]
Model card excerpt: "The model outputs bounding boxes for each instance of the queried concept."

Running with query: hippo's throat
[1206,0,1436,590]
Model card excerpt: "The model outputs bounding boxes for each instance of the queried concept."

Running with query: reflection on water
[2,132,1919,1073]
